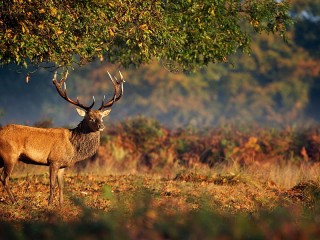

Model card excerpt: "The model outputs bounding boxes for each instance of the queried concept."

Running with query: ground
[1,163,320,239]
[0,169,316,221]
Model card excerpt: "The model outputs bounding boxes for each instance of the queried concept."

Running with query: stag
[0,71,124,205]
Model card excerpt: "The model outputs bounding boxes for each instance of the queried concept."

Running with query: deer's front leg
[48,163,59,205]
[57,168,65,206]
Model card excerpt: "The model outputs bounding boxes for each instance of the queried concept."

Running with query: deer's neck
[70,123,100,162]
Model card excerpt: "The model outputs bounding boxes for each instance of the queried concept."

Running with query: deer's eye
[89,118,94,122]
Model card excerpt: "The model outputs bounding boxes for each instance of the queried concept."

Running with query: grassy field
[2,119,320,238]
[1,162,320,239]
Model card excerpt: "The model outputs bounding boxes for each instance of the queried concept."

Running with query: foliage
[118,116,165,152]
[0,0,291,70]
[90,117,320,172]
[2,203,320,239]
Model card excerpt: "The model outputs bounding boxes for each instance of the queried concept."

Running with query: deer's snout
[98,123,105,131]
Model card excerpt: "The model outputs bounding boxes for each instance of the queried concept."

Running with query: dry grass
[2,160,320,219]
[262,162,320,189]
[2,160,320,239]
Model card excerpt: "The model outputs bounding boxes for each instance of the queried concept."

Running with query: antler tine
[63,82,67,93]
[107,71,116,84]
[101,95,105,106]
[115,70,124,101]
[53,71,58,82]
[108,71,118,101]
[64,70,69,81]
[119,71,125,82]
[52,71,95,111]
[98,70,125,110]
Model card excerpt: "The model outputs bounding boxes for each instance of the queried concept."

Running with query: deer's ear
[76,107,86,117]
[101,109,111,118]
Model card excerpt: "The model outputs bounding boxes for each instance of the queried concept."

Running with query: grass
[1,165,320,239]
[2,162,320,214]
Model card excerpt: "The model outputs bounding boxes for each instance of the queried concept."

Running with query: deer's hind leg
[0,161,17,203]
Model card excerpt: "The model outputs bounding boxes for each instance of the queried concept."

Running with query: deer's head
[52,70,125,132]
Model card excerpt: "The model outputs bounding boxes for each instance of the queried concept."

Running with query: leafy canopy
[0,0,291,71]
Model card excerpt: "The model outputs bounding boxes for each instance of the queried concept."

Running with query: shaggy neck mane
[70,121,100,162]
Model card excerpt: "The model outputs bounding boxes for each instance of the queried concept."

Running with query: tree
[0,0,291,71]
[292,0,320,59]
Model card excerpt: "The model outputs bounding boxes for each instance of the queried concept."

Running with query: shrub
[120,116,165,152]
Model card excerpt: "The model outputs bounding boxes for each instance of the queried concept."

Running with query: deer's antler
[52,71,95,111]
[98,71,125,110]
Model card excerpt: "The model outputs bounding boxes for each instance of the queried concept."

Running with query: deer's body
[0,124,100,168]
[0,70,124,205]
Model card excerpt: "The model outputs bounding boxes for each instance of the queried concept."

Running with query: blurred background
[0,1,319,129]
